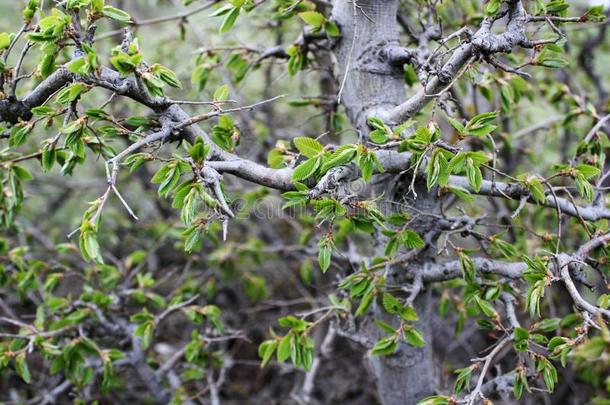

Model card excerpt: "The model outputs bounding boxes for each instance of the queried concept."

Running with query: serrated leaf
[404,327,426,347]
[293,137,323,158]
[401,230,425,249]
[371,335,398,356]
[382,293,401,314]
[292,157,320,182]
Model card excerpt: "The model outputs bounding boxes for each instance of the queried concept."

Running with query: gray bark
[369,289,437,405]
[367,179,440,405]
[331,2,438,403]
[331,0,405,132]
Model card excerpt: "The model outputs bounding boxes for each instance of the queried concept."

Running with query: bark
[4,56,609,221]
[367,179,441,405]
[369,289,437,404]
[331,0,405,132]
[331,1,437,403]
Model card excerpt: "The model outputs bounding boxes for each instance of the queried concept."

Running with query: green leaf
[514,327,529,342]
[382,293,401,314]
[299,11,325,28]
[293,137,323,158]
[258,340,278,367]
[287,44,307,76]
[526,280,545,318]
[370,129,389,144]
[453,365,474,394]
[466,158,483,192]
[135,321,154,349]
[598,294,610,309]
[12,165,33,181]
[538,57,568,69]
[292,157,320,182]
[532,318,561,332]
[279,315,309,331]
[576,164,600,179]
[318,241,332,273]
[213,84,229,101]
[447,186,473,202]
[541,360,557,392]
[79,228,103,264]
[0,32,11,50]
[151,164,171,184]
[355,289,374,316]
[400,305,419,321]
[219,7,240,33]
[15,353,31,383]
[586,5,607,22]
[102,6,131,22]
[474,295,497,317]
[401,230,425,249]
[375,319,397,334]
[417,396,451,405]
[56,83,90,104]
[67,57,87,74]
[324,21,340,37]
[527,176,546,204]
[404,327,426,347]
[446,116,465,134]
[156,166,181,197]
[277,334,292,362]
[575,174,594,203]
[485,0,501,15]
[9,124,33,147]
[319,145,356,173]
[459,253,475,282]
[371,335,398,356]
[514,367,529,399]
[155,65,182,88]
[426,149,449,190]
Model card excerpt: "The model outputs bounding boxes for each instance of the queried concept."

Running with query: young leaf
[258,340,278,367]
[403,327,426,347]
[292,157,320,182]
[213,84,229,101]
[277,334,292,362]
[299,11,325,28]
[102,6,131,22]
[318,239,332,273]
[293,137,323,158]
[15,354,31,383]
[219,7,240,33]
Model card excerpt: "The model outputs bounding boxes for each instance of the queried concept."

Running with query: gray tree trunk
[331,1,438,404]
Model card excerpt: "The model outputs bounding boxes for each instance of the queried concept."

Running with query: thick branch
[382,0,532,123]
[422,258,527,282]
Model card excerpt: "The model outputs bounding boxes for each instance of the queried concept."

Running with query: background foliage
[0,0,610,404]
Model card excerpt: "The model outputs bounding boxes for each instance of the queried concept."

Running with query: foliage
[0,0,609,404]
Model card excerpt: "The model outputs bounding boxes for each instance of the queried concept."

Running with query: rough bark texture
[332,1,438,403]
[368,179,441,405]
[331,0,405,132]
[369,289,436,404]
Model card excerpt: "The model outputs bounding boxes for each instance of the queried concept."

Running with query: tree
[0,0,609,403]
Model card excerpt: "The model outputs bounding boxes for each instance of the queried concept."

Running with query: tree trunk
[369,289,437,404]
[331,0,405,132]
[331,1,438,403]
